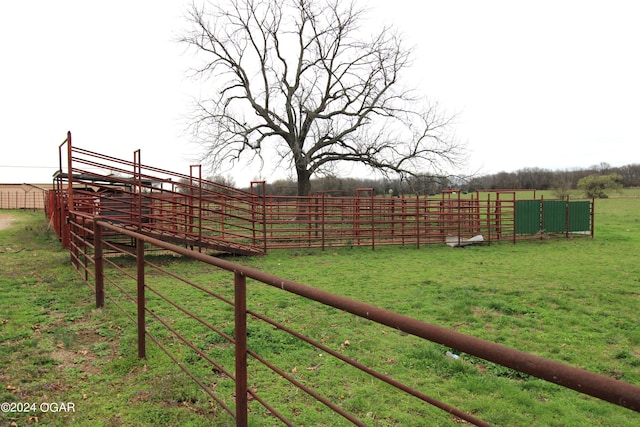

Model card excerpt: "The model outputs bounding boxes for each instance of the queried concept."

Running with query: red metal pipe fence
[52,135,268,254]
[0,188,47,210]
[49,132,594,255]
[66,211,640,426]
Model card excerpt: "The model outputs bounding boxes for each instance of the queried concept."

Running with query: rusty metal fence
[49,132,593,257]
[0,187,47,210]
[53,132,267,255]
[260,191,517,250]
[258,189,594,250]
[66,210,640,426]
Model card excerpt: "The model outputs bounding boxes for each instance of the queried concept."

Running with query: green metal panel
[568,201,591,232]
[543,200,567,233]
[515,200,541,234]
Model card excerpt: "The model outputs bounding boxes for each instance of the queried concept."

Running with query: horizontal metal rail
[51,134,592,254]
[76,215,640,425]
[54,139,267,254]
[0,190,46,210]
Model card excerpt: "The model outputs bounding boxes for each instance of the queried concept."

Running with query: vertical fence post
[590,197,595,238]
[321,192,326,251]
[261,184,267,254]
[188,165,196,244]
[495,193,502,241]
[539,195,545,241]
[137,238,146,359]
[94,219,104,308]
[457,190,462,246]
[234,271,248,427]
[197,166,202,249]
[565,195,570,239]
[512,192,517,244]
[83,216,89,281]
[486,194,492,245]
[415,195,420,249]
[370,189,375,251]
[134,149,142,231]
[401,195,406,246]
[70,213,78,268]
[66,131,74,216]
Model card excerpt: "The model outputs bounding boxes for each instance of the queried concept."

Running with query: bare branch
[182,0,465,195]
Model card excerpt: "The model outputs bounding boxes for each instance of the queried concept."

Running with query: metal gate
[515,199,593,236]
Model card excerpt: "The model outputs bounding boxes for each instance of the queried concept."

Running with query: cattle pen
[41,132,632,427]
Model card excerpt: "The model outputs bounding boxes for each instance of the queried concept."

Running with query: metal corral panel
[515,200,541,234]
[543,200,567,233]
[568,201,591,232]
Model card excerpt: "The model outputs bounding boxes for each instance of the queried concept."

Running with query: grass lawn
[1,191,639,426]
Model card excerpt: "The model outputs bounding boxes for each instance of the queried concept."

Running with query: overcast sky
[1,0,638,186]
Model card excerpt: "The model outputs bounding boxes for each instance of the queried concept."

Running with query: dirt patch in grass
[49,328,108,377]
[0,212,15,231]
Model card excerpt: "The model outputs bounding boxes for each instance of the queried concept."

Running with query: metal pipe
[234,271,248,427]
[66,131,74,219]
[94,218,104,308]
[136,237,146,359]
[95,219,640,413]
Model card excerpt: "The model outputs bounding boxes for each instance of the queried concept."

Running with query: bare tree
[618,163,640,187]
[516,167,552,190]
[183,0,465,196]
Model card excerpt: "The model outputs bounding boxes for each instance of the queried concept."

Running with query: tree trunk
[296,166,312,197]
[294,166,311,219]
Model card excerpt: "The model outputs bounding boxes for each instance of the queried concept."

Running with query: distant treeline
[239,162,640,196]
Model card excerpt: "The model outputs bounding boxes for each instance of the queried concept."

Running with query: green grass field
[1,191,639,426]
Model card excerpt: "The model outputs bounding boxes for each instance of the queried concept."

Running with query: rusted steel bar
[94,219,104,308]
[457,191,462,246]
[245,344,370,426]
[401,195,406,245]
[69,217,79,269]
[144,285,235,377]
[196,167,203,248]
[260,183,268,253]
[141,280,292,425]
[486,193,491,245]
[248,310,493,427]
[94,219,640,413]
[188,165,197,244]
[306,196,311,246]
[321,192,326,250]
[565,196,570,239]
[82,215,89,282]
[540,195,545,242]
[133,150,142,231]
[415,195,420,248]
[136,237,146,359]
[142,327,236,417]
[371,191,375,249]
[591,197,595,238]
[234,271,248,427]
[510,193,516,244]
[265,278,640,414]
[63,131,75,219]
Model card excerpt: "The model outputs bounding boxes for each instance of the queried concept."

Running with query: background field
[1,190,639,426]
